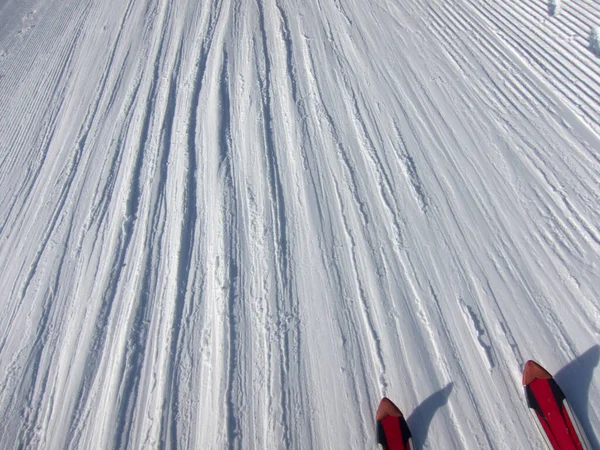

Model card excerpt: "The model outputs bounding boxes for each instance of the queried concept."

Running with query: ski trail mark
[459,299,495,370]
[392,122,430,214]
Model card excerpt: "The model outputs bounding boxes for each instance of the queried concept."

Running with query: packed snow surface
[0,0,599,448]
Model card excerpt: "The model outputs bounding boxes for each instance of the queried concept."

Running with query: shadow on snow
[407,382,454,447]
[554,345,600,449]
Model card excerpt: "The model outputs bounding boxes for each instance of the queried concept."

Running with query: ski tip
[376,397,403,421]
[522,360,552,386]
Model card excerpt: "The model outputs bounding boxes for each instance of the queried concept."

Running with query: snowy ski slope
[0,0,599,448]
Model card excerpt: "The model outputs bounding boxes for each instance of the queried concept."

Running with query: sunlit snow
[0,0,599,448]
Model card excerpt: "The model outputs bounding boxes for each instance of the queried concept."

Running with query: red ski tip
[522,360,552,386]
[376,397,403,421]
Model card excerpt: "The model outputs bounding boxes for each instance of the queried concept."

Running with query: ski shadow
[407,382,454,447]
[554,345,600,449]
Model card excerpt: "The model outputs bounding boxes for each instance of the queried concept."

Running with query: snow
[0,0,599,448]
[591,26,600,57]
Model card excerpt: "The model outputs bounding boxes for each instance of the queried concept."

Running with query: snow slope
[0,0,599,448]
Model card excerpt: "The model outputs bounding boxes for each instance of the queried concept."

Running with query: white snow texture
[0,0,599,448]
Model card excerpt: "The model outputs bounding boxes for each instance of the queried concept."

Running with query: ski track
[0,0,599,448]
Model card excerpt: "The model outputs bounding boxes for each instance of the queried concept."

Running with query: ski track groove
[330,177,381,439]
[63,1,172,445]
[300,28,389,434]
[317,19,395,398]
[72,0,138,255]
[254,0,304,447]
[123,19,182,450]
[158,0,218,446]
[215,46,241,450]
[294,23,371,434]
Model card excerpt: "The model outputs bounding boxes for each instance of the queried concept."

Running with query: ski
[376,397,413,450]
[523,360,592,449]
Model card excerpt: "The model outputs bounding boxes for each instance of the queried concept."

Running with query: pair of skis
[376,360,592,450]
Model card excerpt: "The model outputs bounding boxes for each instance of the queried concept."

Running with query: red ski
[523,360,592,449]
[376,397,412,450]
